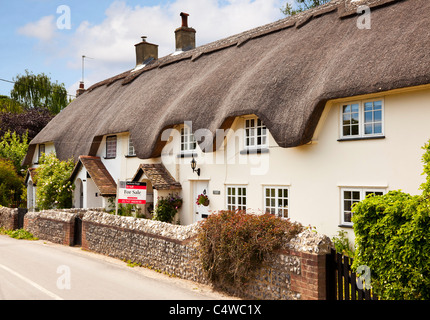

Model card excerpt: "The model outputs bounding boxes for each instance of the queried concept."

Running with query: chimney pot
[76,81,85,97]
[180,12,189,28]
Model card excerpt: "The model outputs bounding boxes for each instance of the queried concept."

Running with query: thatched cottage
[23,0,430,240]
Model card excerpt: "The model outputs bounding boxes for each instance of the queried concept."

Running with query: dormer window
[105,136,117,159]
[181,126,196,153]
[245,117,267,149]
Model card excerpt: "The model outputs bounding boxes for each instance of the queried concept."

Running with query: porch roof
[70,156,117,197]
[132,163,182,190]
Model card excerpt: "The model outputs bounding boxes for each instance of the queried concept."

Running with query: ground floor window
[341,187,385,226]
[226,186,247,211]
[264,186,289,218]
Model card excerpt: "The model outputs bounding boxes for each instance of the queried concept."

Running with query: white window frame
[340,187,386,226]
[128,136,136,156]
[180,126,197,153]
[244,116,268,149]
[226,186,247,211]
[340,98,384,139]
[105,136,117,159]
[264,186,289,218]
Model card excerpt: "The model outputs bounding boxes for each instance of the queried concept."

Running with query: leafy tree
[281,0,331,16]
[0,109,54,139]
[352,141,430,300]
[0,95,23,113]
[0,158,24,207]
[0,130,29,175]
[35,153,74,210]
[10,70,70,115]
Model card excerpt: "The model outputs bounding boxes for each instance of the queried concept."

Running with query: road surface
[0,234,235,300]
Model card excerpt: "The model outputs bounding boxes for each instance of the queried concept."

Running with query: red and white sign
[118,181,147,205]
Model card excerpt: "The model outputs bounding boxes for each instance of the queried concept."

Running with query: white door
[193,181,210,222]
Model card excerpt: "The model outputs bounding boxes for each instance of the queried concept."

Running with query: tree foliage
[352,141,430,300]
[281,0,331,16]
[0,109,54,139]
[35,153,74,210]
[0,158,24,207]
[0,130,29,175]
[10,70,70,115]
[0,95,23,113]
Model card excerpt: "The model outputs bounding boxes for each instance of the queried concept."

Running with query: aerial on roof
[24,0,430,165]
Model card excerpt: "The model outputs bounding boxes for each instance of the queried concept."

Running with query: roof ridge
[82,0,405,92]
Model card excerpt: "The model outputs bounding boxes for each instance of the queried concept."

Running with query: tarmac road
[0,234,234,300]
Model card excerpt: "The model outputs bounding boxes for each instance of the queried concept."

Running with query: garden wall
[1,208,332,300]
[0,207,18,230]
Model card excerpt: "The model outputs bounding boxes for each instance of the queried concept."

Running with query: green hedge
[352,141,430,300]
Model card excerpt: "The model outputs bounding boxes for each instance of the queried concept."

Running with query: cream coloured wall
[62,85,430,243]
[158,86,430,241]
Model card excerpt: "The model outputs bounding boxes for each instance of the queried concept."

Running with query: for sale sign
[117,181,147,204]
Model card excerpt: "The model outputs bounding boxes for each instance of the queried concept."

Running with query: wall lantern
[190,154,200,176]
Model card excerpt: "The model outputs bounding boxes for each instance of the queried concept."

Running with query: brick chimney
[135,36,158,66]
[76,81,85,97]
[175,12,196,52]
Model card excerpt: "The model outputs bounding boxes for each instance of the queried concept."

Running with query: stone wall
[81,211,332,300]
[24,210,78,246]
[2,208,333,300]
[0,207,18,230]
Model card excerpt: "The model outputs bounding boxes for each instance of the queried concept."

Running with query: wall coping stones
[286,229,333,254]
[82,211,201,242]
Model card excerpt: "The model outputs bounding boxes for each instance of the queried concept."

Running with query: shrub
[152,194,182,223]
[0,158,24,207]
[35,153,74,210]
[352,140,430,300]
[197,210,303,289]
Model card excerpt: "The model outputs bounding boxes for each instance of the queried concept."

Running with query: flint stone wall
[82,211,332,300]
[0,207,18,230]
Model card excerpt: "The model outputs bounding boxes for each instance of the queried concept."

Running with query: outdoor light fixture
[190,154,200,176]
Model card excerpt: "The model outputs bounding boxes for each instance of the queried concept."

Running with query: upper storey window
[105,136,117,159]
[180,126,197,153]
[341,99,384,139]
[245,117,267,148]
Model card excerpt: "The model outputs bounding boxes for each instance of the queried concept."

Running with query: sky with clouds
[0,0,291,98]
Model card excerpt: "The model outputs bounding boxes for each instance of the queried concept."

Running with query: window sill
[103,157,116,160]
[125,155,137,158]
[337,135,385,142]
[338,224,353,229]
[177,152,197,158]
[240,147,269,155]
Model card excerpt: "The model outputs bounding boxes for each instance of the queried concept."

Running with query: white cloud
[65,0,286,94]
[17,15,57,42]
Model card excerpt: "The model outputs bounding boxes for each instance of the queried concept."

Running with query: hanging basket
[196,194,210,206]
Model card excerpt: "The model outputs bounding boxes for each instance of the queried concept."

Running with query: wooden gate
[326,248,378,300]
[74,216,83,246]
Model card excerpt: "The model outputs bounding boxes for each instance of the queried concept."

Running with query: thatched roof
[24,0,430,164]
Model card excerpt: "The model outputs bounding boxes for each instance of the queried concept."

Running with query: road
[0,234,235,300]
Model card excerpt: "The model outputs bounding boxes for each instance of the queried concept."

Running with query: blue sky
[0,0,288,98]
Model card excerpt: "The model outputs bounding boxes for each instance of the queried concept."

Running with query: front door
[193,181,209,222]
